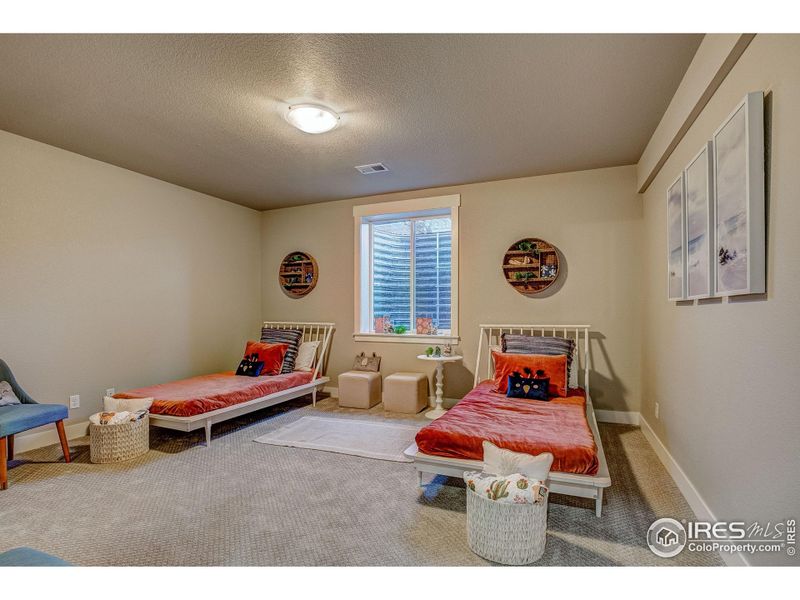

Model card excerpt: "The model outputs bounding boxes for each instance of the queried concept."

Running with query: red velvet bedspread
[116,371,314,417]
[415,381,599,475]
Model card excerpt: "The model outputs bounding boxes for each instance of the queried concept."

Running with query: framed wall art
[712,91,765,296]
[667,174,686,301]
[684,142,714,299]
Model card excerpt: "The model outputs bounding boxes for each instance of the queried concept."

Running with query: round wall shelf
[502,238,560,295]
[279,251,318,298]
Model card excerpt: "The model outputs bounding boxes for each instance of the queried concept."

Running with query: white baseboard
[12,420,90,454]
[595,410,640,425]
[639,416,748,567]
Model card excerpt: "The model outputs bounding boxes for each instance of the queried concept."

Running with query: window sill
[353,333,460,345]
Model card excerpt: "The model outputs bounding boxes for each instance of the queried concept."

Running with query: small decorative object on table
[443,344,452,357]
[434,346,442,357]
[425,346,434,357]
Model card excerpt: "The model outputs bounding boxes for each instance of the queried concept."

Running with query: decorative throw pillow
[293,341,320,372]
[482,441,554,480]
[260,328,303,374]
[104,396,154,412]
[240,340,288,376]
[501,334,576,388]
[506,368,549,401]
[492,351,568,397]
[236,354,264,377]
[0,381,22,407]
[463,471,548,505]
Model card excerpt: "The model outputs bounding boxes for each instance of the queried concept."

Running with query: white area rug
[254,416,422,462]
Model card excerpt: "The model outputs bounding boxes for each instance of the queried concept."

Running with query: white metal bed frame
[148,321,335,446]
[406,324,611,517]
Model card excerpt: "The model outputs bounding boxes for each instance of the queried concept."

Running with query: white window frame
[353,194,460,344]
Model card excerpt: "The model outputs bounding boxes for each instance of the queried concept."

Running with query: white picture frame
[684,141,715,299]
[712,91,765,296]
[667,173,686,301]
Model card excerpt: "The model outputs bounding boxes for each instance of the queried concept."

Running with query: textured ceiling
[0,34,702,210]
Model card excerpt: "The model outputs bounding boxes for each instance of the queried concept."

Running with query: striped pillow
[501,334,576,385]
[260,328,303,374]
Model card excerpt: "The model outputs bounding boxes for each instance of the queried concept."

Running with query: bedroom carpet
[0,395,723,566]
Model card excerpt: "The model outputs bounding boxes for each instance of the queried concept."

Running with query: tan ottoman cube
[338,370,382,409]
[383,372,428,414]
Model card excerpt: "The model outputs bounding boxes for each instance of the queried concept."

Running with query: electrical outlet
[654,402,660,419]
[106,388,115,397]
[69,394,80,409]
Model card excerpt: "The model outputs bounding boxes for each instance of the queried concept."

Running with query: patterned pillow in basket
[464,471,548,505]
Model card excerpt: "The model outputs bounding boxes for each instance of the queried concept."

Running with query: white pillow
[293,341,320,372]
[0,381,21,407]
[104,396,154,412]
[482,441,554,481]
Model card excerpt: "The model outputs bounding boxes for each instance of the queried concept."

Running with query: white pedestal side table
[416,354,463,420]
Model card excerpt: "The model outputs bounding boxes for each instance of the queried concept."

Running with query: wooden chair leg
[1,437,7,490]
[8,434,14,461]
[55,420,71,463]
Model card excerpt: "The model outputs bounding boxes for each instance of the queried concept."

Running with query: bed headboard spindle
[475,324,591,395]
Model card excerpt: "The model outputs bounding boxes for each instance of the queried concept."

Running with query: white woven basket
[466,486,548,565]
[89,414,150,464]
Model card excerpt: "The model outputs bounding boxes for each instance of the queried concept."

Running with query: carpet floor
[0,395,723,566]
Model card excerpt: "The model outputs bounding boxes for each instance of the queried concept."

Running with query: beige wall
[0,130,262,434]
[261,165,642,412]
[640,34,800,565]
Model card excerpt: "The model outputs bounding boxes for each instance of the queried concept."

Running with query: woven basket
[466,486,548,565]
[89,414,150,464]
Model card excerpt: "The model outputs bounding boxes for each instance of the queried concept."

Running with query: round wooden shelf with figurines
[502,238,560,295]
[279,251,318,298]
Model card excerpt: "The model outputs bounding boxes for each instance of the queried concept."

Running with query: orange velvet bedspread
[414,381,599,475]
[116,371,314,417]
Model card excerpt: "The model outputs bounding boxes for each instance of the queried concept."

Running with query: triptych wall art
[667,91,765,301]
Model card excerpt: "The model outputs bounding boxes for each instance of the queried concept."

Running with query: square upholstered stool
[338,370,382,409]
[383,372,428,414]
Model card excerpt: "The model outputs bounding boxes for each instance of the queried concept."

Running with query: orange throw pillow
[243,341,289,376]
[492,351,568,397]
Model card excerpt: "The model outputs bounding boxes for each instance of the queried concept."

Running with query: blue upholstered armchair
[0,359,71,490]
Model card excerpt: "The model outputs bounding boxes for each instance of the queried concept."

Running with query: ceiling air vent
[355,162,389,175]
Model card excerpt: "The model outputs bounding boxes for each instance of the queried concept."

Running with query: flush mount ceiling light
[285,104,340,134]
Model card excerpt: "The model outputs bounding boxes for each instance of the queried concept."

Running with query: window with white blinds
[354,195,459,342]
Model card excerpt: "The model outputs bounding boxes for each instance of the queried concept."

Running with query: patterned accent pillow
[501,334,576,386]
[260,328,303,374]
[0,381,22,407]
[463,471,548,504]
